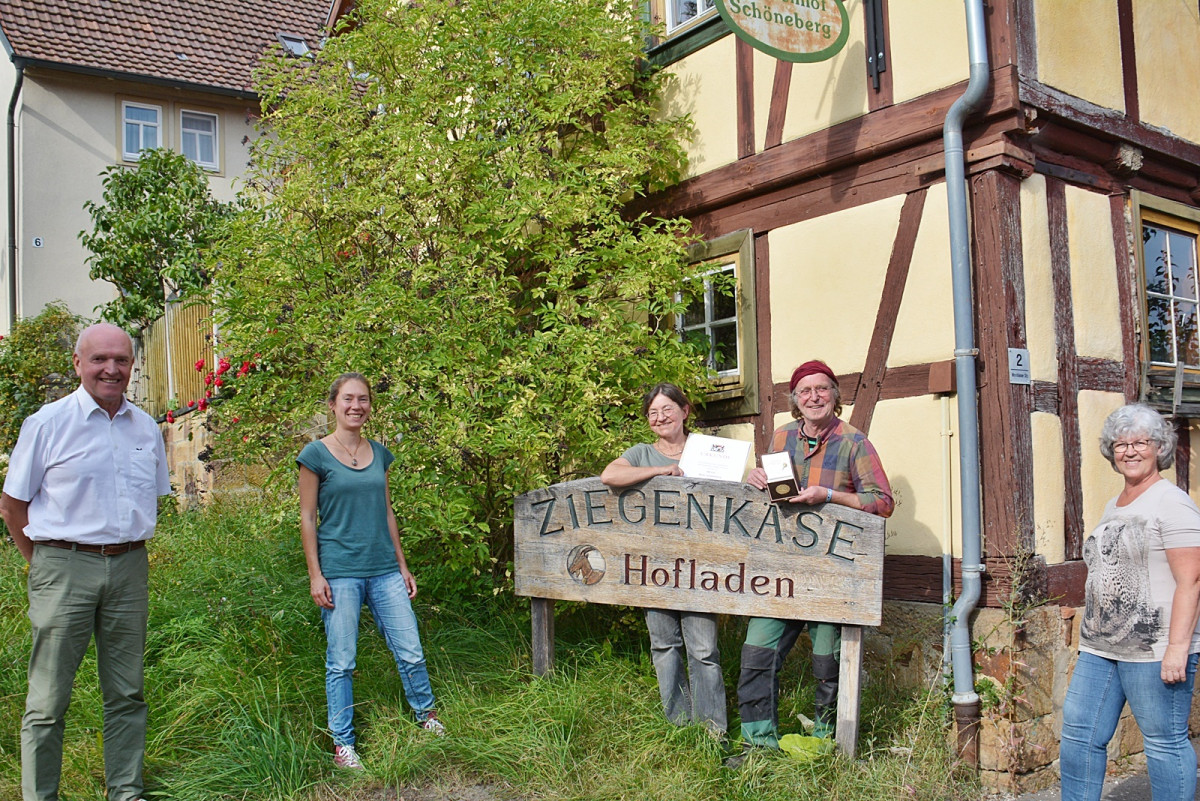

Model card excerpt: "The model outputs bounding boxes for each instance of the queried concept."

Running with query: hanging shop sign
[714,0,850,63]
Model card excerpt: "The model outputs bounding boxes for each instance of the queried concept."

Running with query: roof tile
[0,0,329,94]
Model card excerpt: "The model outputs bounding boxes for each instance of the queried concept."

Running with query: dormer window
[278,33,311,58]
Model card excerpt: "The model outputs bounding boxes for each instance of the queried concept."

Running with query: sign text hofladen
[514,476,884,626]
[714,0,850,64]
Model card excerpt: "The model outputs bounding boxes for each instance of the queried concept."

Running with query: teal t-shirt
[296,439,398,580]
[621,442,678,468]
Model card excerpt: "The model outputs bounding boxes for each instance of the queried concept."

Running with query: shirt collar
[73,384,131,419]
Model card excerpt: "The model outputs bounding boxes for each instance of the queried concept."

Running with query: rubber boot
[812,653,838,739]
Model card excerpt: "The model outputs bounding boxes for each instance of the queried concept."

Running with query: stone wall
[872,600,1200,793]
[160,411,266,506]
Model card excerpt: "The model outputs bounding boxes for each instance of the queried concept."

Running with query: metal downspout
[943,0,989,765]
[6,61,22,329]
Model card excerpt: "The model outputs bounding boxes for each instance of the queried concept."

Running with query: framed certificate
[678,433,752,483]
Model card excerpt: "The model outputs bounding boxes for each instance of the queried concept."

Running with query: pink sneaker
[333,743,364,769]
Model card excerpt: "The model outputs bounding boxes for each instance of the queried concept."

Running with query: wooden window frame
[1132,191,1200,413]
[683,228,759,417]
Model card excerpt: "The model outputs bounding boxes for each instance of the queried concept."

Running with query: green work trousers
[737,616,840,747]
[23,544,149,801]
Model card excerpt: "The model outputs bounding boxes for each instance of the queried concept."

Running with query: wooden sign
[714,0,850,64]
[514,476,884,626]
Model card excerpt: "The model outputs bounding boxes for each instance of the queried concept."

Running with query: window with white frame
[122,102,161,161]
[680,260,740,379]
[678,229,758,416]
[181,110,219,170]
[1134,192,1200,411]
[665,0,716,33]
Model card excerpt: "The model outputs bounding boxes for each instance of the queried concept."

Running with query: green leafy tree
[210,0,707,598]
[80,148,233,332]
[0,302,85,455]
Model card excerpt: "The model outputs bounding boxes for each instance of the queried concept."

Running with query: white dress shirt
[3,386,171,544]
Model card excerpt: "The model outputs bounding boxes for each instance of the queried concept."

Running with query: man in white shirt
[0,322,170,801]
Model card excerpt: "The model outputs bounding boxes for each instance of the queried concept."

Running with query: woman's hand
[660,464,683,477]
[1162,643,1190,684]
[310,574,334,609]
[746,467,768,490]
[402,568,418,600]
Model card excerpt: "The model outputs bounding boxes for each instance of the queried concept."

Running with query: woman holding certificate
[298,373,444,771]
[601,383,728,736]
[734,360,893,762]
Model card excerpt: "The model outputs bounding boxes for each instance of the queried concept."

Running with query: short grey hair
[1098,403,1177,471]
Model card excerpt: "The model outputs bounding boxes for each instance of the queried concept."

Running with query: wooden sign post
[514,475,885,757]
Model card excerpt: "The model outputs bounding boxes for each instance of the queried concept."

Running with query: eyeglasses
[1112,439,1154,454]
[795,385,834,400]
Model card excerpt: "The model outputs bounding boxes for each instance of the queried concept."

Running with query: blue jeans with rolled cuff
[322,571,436,746]
[1060,650,1198,801]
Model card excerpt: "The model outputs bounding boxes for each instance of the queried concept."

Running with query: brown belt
[39,539,146,556]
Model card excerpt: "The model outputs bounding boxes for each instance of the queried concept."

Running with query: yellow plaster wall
[888,184,955,367]
[1021,175,1057,382]
[662,37,739,179]
[1066,186,1123,361]
[1031,411,1065,564]
[1191,421,1200,500]
[778,5,868,145]
[1034,0,1124,111]
[768,195,906,384]
[887,0,970,104]
[1134,1,1200,143]
[868,396,960,557]
[1078,390,1126,537]
[16,72,255,322]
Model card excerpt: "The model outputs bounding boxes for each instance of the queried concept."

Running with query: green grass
[0,499,978,800]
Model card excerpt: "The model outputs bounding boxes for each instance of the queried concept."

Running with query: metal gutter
[13,58,258,101]
[943,0,989,766]
[6,58,22,328]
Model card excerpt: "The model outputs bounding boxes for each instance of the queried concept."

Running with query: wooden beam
[1047,178,1085,561]
[971,169,1035,555]
[1109,194,1140,402]
[736,38,755,160]
[1177,421,1191,492]
[632,65,1023,222]
[865,0,893,111]
[763,61,792,150]
[1116,0,1139,122]
[850,189,927,435]
[754,232,775,459]
[531,597,555,676]
[1077,357,1126,394]
[764,360,956,416]
[1021,79,1200,169]
[836,626,863,758]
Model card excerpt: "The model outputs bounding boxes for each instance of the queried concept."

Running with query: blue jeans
[322,572,436,746]
[1061,650,1199,801]
[645,609,727,733]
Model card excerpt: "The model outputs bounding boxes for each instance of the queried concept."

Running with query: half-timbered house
[635,0,1200,789]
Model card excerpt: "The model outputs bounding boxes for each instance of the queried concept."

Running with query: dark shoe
[723,743,756,770]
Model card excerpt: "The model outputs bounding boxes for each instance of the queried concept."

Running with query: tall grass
[0,498,978,800]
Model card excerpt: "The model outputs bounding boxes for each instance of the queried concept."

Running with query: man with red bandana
[733,359,893,760]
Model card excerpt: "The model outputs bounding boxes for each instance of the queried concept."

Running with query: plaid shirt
[770,418,894,518]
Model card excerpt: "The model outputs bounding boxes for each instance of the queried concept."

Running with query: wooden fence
[134,301,214,418]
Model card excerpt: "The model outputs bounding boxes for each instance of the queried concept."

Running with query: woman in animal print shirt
[1061,404,1200,801]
